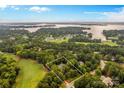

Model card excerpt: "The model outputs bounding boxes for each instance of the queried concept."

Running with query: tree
[118,70,124,83]
[74,73,106,88]
[104,54,112,61]
[96,68,102,76]
[38,72,62,88]
[117,84,124,88]
[88,33,92,38]
[36,51,55,65]
[115,55,124,63]
[102,62,120,77]
[66,69,78,78]
[0,54,19,88]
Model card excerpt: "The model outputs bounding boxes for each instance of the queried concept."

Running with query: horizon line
[1,21,124,24]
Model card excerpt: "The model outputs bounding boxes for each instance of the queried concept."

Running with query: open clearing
[3,53,47,88]
[101,40,118,46]
[47,38,69,43]
[75,40,118,46]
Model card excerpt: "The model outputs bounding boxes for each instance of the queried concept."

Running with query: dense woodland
[103,30,124,45]
[0,27,124,88]
[0,54,19,88]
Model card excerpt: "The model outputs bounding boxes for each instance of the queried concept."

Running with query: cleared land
[102,40,118,46]
[75,41,118,46]
[3,53,47,88]
[48,38,69,43]
[46,36,118,46]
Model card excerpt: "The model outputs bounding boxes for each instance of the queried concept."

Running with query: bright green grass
[48,38,69,43]
[101,40,118,46]
[108,37,118,40]
[15,59,47,88]
[48,38,116,46]
[3,53,47,88]
[75,40,118,46]
[75,42,93,45]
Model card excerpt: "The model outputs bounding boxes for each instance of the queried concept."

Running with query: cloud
[83,7,124,22]
[0,5,8,10]
[102,7,124,21]
[29,6,51,13]
[10,6,19,10]
[83,11,103,15]
[0,5,19,10]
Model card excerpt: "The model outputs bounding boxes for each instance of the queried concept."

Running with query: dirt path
[100,60,113,87]
[100,75,113,87]
[100,60,106,70]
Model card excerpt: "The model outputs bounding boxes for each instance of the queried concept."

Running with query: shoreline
[2,24,124,41]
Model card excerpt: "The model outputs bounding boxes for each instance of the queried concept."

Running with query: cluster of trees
[69,34,101,43]
[102,62,124,87]
[103,30,124,45]
[38,63,81,88]
[0,54,19,88]
[103,30,120,38]
[37,71,62,88]
[16,49,37,59]
[1,27,124,87]
[101,47,124,63]
[0,29,29,39]
[36,27,88,37]
[74,73,106,88]
[37,50,102,88]
[77,51,101,71]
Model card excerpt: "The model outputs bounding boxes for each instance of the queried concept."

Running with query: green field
[101,40,118,46]
[3,53,47,88]
[75,42,93,45]
[46,37,118,46]
[48,38,69,43]
[75,40,118,46]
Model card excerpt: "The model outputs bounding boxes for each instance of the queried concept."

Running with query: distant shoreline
[1,23,124,41]
[1,22,124,25]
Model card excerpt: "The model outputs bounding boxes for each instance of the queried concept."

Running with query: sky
[0,5,124,22]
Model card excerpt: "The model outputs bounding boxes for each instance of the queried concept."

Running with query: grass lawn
[75,42,93,45]
[48,38,69,43]
[75,40,118,46]
[3,53,47,88]
[15,59,47,88]
[101,40,118,46]
[108,37,118,40]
